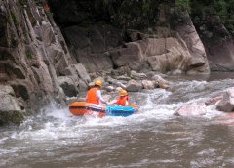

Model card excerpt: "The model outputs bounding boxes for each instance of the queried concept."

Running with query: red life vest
[86,87,99,104]
[116,96,129,106]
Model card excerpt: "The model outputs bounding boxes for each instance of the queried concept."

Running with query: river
[1,72,234,168]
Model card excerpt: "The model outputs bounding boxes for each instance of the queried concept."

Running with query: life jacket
[116,96,129,106]
[86,87,99,105]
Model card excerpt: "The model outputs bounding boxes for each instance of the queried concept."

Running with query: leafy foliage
[190,0,234,34]
[175,0,190,12]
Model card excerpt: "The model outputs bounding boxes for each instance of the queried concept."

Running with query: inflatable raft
[69,102,137,117]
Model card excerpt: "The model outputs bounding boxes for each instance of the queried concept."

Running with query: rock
[130,70,147,80]
[142,80,155,89]
[106,76,118,84]
[0,85,25,125]
[171,69,183,75]
[116,81,127,89]
[63,25,115,72]
[216,87,234,112]
[126,79,143,92]
[57,76,79,97]
[152,75,170,89]
[105,86,115,92]
[0,85,21,111]
[205,96,223,106]
[175,103,207,116]
[72,63,91,84]
[146,38,191,73]
[175,11,210,74]
[109,42,143,67]
[78,79,88,92]
[116,75,131,81]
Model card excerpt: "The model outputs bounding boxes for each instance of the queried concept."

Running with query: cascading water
[1,74,234,168]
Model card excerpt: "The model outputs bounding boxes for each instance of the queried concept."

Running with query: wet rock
[205,95,223,106]
[142,80,155,90]
[58,76,79,97]
[126,79,143,92]
[116,81,127,89]
[0,85,21,111]
[170,69,183,75]
[105,85,115,92]
[106,76,118,85]
[152,75,170,89]
[0,85,25,125]
[130,70,147,80]
[216,87,234,112]
[116,75,131,81]
[175,103,207,116]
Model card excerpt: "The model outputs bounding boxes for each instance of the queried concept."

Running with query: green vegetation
[175,0,190,12]
[49,0,233,35]
[93,0,163,29]
[11,12,19,26]
[19,0,27,6]
[26,52,33,59]
[95,0,233,33]
[188,0,234,34]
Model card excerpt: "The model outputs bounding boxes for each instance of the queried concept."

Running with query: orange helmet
[95,79,103,87]
[119,89,128,96]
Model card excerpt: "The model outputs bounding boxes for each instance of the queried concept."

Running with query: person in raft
[86,79,107,105]
[110,89,129,106]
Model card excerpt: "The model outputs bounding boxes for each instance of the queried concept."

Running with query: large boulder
[175,11,210,74]
[145,37,191,73]
[126,79,143,92]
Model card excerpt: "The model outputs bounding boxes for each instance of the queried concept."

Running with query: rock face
[0,0,88,124]
[175,12,210,74]
[63,25,210,75]
[192,13,234,71]
[206,39,234,71]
